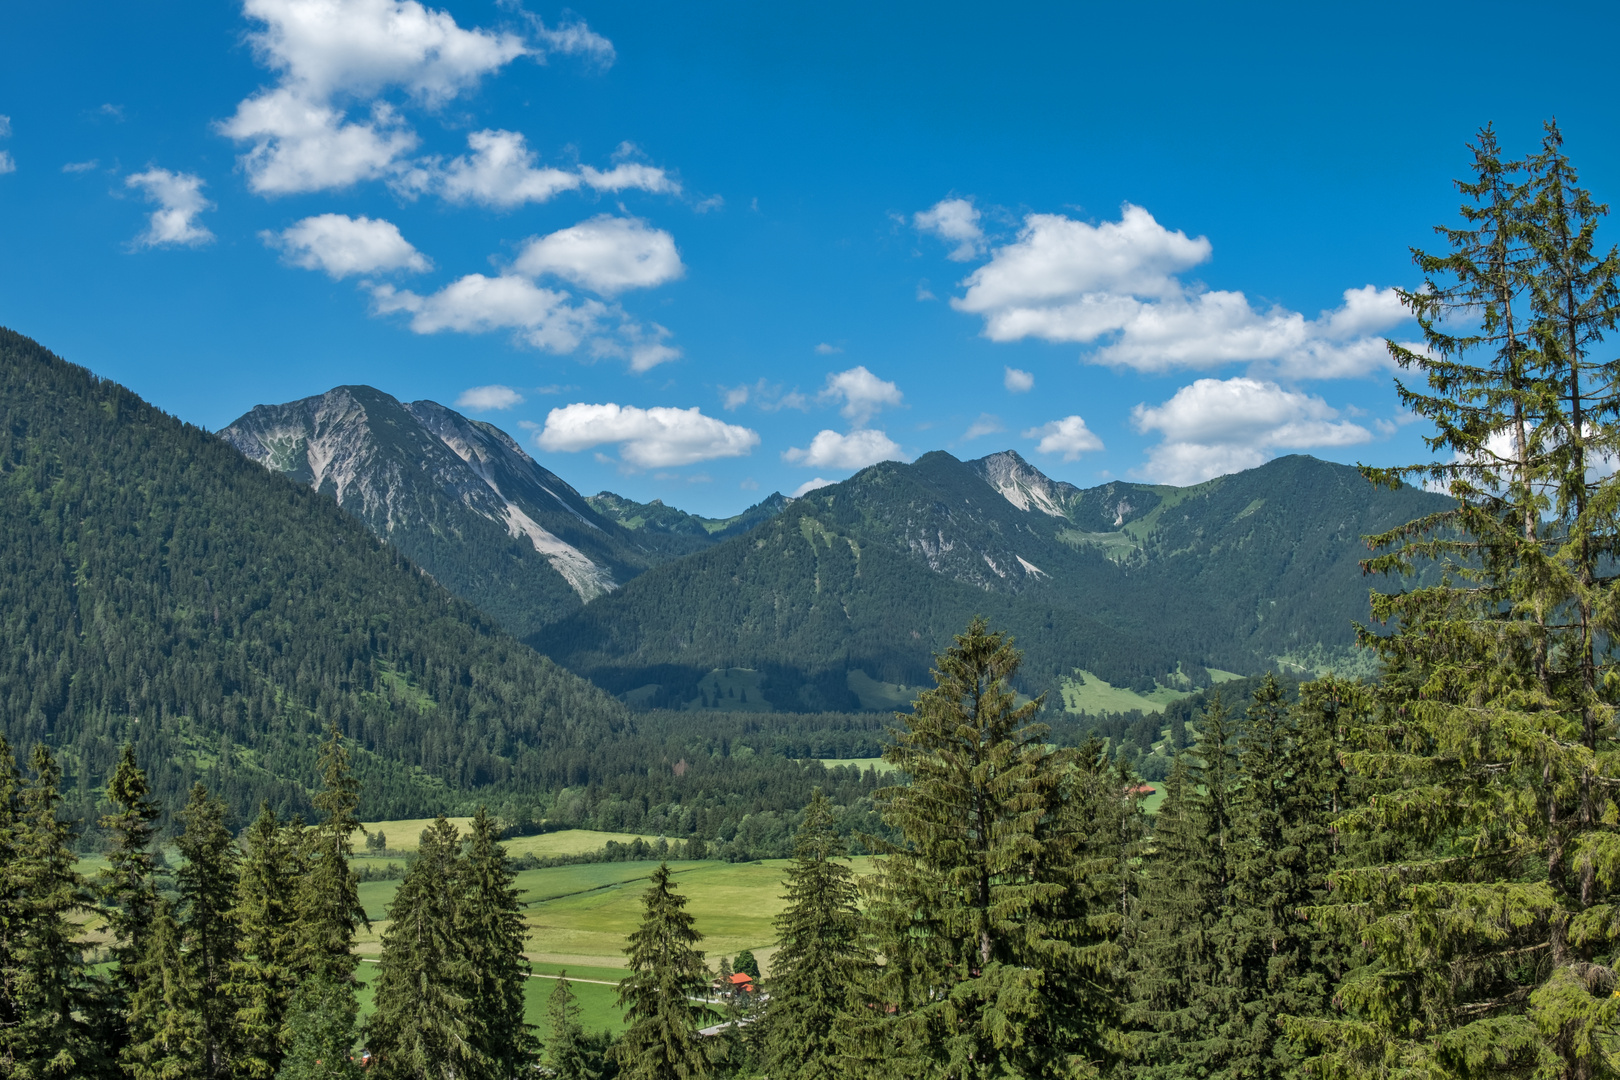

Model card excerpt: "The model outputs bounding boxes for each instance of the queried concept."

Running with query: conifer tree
[545,973,597,1080]
[176,783,242,1079]
[613,863,713,1080]
[123,899,207,1080]
[860,617,1124,1079]
[459,806,537,1077]
[1293,125,1620,1079]
[227,804,301,1079]
[96,744,161,1029]
[0,743,95,1079]
[276,975,362,1080]
[299,720,367,984]
[366,817,480,1080]
[762,790,865,1080]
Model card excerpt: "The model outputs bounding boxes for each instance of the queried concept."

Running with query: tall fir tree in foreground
[1292,123,1620,1079]
[123,898,207,1080]
[226,804,302,1079]
[614,863,713,1080]
[859,617,1125,1080]
[176,783,242,1080]
[763,789,865,1080]
[96,745,161,1039]
[366,817,479,1080]
[0,743,95,1079]
[545,973,597,1080]
[459,806,538,1077]
[299,720,367,983]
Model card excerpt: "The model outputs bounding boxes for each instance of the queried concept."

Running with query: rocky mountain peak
[967,449,1082,519]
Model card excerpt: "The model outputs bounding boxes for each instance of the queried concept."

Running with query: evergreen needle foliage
[614,863,714,1080]
[546,974,598,1080]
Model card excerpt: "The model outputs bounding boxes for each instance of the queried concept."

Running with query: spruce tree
[96,744,161,1029]
[1293,125,1620,1079]
[762,790,865,1080]
[122,899,207,1080]
[365,817,480,1080]
[0,743,94,1079]
[859,617,1124,1079]
[613,863,713,1080]
[276,975,363,1080]
[299,719,367,984]
[227,804,301,1079]
[176,783,243,1079]
[459,806,538,1077]
[545,973,597,1080]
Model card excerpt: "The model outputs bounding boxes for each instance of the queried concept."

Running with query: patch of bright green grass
[846,669,918,712]
[358,959,628,1035]
[684,667,772,712]
[817,757,899,775]
[1060,670,1193,715]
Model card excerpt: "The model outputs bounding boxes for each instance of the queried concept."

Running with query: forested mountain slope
[533,450,1444,710]
[586,489,790,556]
[0,329,871,834]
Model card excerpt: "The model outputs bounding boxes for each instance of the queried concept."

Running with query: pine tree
[0,743,95,1079]
[299,719,367,984]
[227,804,302,1079]
[613,863,713,1080]
[365,817,480,1080]
[859,617,1124,1079]
[276,975,363,1080]
[123,899,207,1080]
[459,806,538,1078]
[545,974,597,1080]
[96,744,161,1029]
[176,783,243,1079]
[1293,125,1620,1079]
[763,790,865,1080]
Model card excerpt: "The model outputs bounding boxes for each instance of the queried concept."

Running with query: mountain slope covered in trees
[533,450,1444,709]
[0,329,872,835]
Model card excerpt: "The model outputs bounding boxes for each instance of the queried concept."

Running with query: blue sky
[3,1,1618,514]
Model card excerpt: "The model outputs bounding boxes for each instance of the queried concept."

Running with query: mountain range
[222,382,1442,714]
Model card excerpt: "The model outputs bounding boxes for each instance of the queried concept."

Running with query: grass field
[358,957,629,1035]
[1060,670,1194,714]
[358,825,659,858]
[818,756,899,774]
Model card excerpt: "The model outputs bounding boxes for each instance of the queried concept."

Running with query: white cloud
[784,429,905,470]
[264,213,431,277]
[513,215,683,295]
[1131,377,1372,484]
[0,152,13,176]
[125,169,214,248]
[580,161,679,194]
[62,160,99,174]
[820,366,903,426]
[371,274,605,352]
[722,385,750,410]
[950,203,1408,379]
[219,0,535,194]
[455,384,524,410]
[914,197,984,261]
[814,343,842,355]
[430,129,581,206]
[1023,416,1104,461]
[536,403,759,467]
[963,414,1003,441]
[0,116,11,137]
[793,477,835,497]
[587,318,682,373]
[524,14,615,64]
[1003,366,1034,393]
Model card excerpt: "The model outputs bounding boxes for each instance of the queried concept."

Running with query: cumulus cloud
[784,429,905,470]
[218,0,622,197]
[814,343,842,355]
[951,204,1407,379]
[580,160,679,194]
[820,366,903,426]
[536,403,759,467]
[914,197,984,261]
[1003,366,1034,393]
[125,168,214,247]
[1023,416,1104,461]
[587,318,682,373]
[455,384,524,410]
[793,477,835,497]
[963,414,1003,441]
[402,130,679,207]
[264,213,431,277]
[371,274,604,351]
[0,115,12,175]
[1131,377,1372,484]
[513,215,683,295]
[62,160,99,174]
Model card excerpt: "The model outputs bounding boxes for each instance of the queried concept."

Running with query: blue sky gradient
[3,1,1618,512]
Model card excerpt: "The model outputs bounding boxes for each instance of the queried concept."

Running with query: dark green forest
[0,328,879,841]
